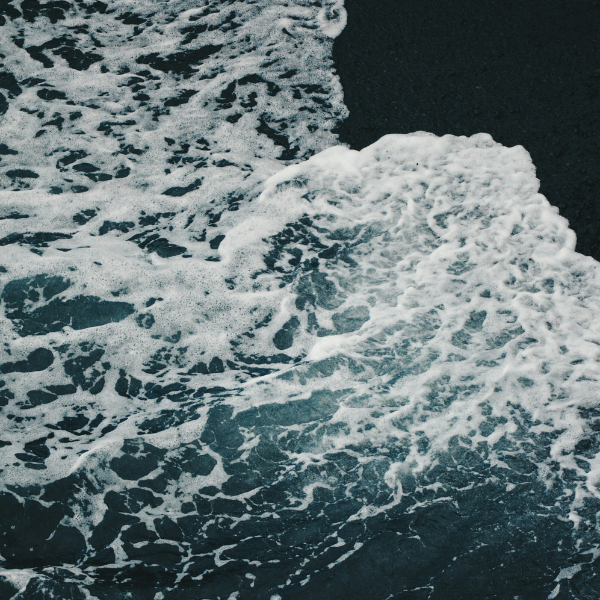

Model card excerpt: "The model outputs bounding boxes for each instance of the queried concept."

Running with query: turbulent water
[1,1,600,599]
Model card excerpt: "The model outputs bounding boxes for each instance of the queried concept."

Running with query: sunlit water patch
[1,1,600,599]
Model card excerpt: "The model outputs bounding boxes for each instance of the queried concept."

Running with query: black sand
[333,0,600,260]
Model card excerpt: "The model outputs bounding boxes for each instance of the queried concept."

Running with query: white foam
[1,0,600,591]
[12,132,594,512]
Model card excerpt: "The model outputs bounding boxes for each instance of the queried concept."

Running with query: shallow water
[1,1,600,599]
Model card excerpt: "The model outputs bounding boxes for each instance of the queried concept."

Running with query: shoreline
[333,0,600,261]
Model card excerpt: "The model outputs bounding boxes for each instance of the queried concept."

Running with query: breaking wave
[1,0,600,598]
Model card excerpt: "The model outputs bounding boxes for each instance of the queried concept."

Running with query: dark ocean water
[1,1,600,599]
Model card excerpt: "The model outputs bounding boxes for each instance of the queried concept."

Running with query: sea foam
[1,0,600,598]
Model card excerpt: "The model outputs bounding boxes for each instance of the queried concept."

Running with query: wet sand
[333,0,600,260]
